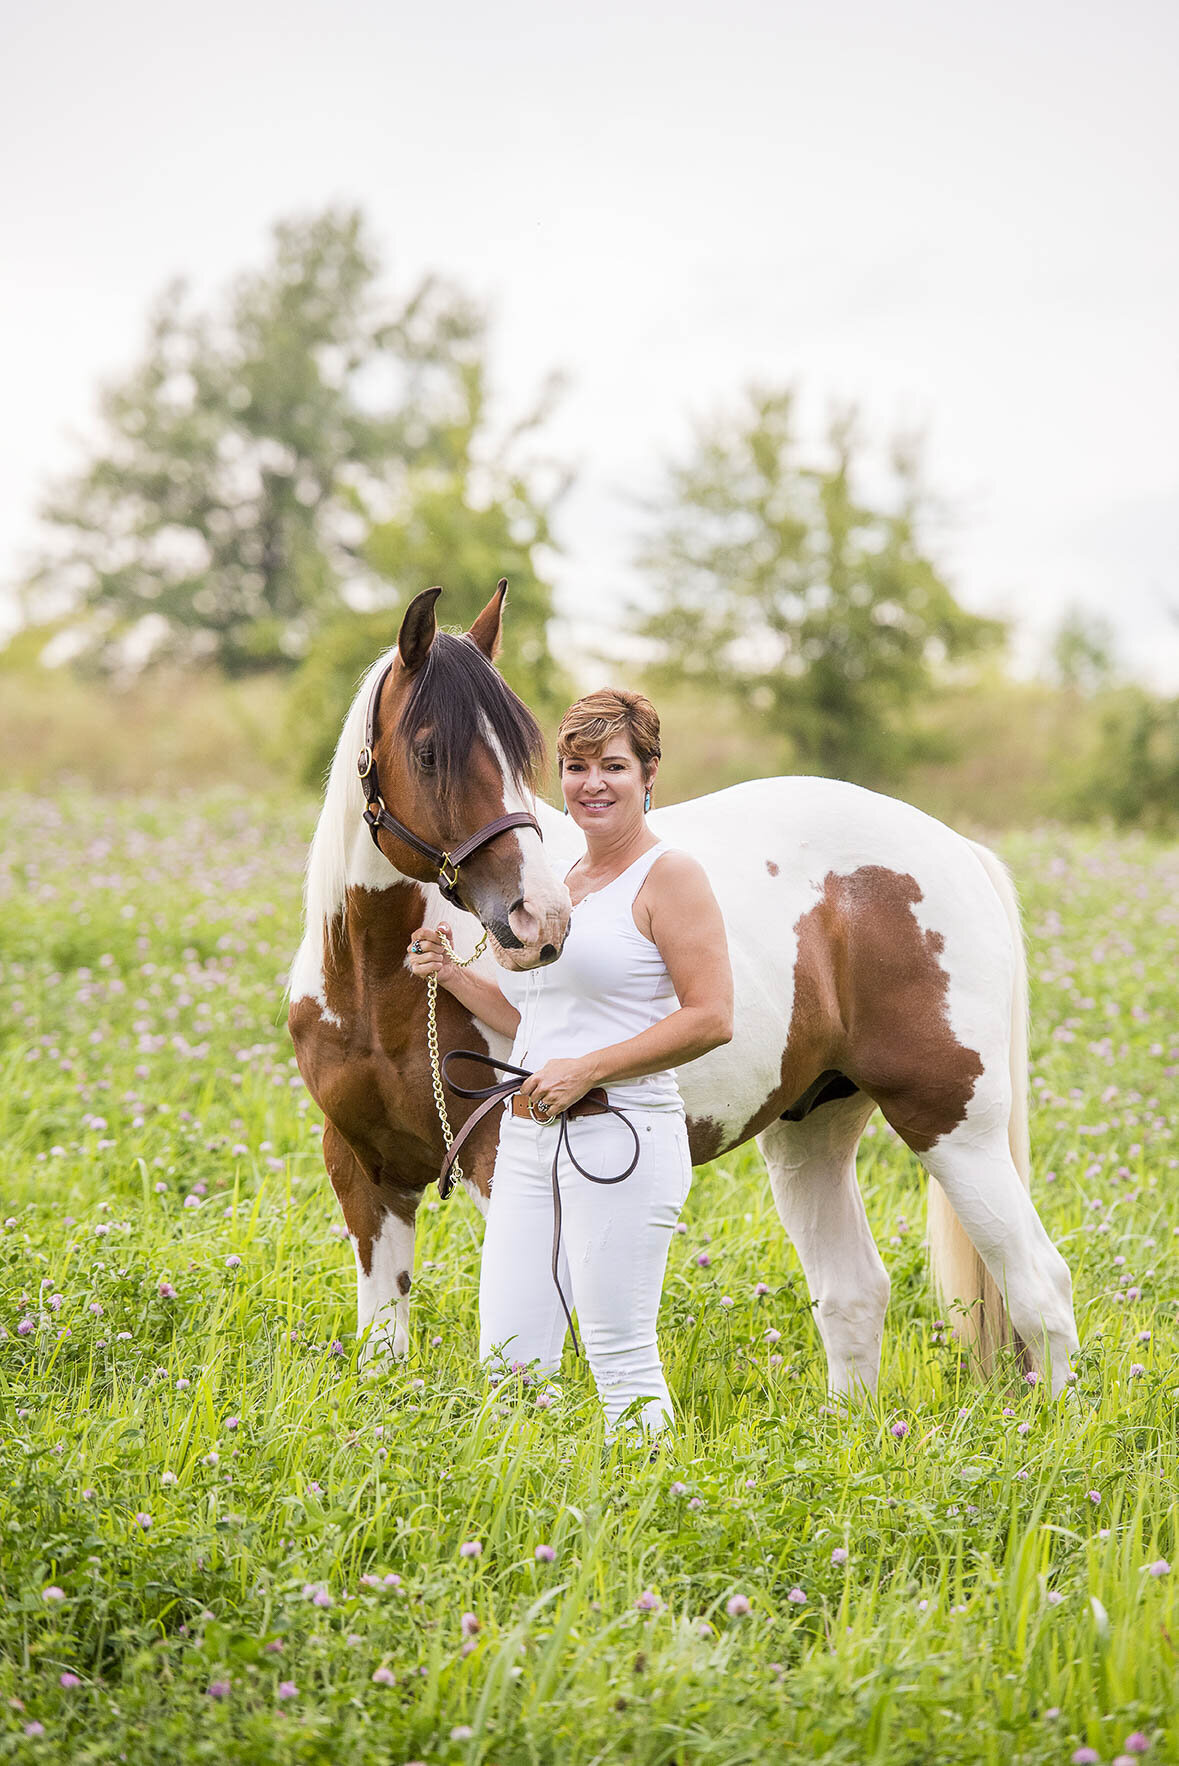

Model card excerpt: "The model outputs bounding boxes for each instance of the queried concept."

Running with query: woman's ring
[411,941,422,954]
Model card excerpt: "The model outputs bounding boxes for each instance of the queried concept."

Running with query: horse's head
[359,582,570,970]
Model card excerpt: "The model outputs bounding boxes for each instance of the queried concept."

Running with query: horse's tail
[926,840,1030,1375]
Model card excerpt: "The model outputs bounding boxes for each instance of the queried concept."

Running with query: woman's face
[560,735,655,834]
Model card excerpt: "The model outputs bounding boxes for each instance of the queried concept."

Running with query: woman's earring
[644,789,651,813]
[563,803,569,816]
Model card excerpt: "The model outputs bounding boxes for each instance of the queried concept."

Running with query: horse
[288,582,1080,1399]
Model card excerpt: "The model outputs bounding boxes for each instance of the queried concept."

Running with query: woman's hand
[518,1056,597,1119]
[407,922,456,983]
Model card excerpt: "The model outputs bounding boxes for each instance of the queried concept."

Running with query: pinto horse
[288,584,1080,1398]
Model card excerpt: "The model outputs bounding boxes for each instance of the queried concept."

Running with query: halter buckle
[357,746,373,780]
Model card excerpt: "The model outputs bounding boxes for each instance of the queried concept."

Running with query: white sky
[2,0,1176,683]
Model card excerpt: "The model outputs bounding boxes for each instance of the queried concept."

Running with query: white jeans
[479,1105,693,1432]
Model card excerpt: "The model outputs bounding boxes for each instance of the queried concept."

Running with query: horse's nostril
[539,943,557,964]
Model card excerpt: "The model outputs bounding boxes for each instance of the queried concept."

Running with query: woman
[408,688,733,1432]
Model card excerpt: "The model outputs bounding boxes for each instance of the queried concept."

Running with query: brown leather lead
[439,1050,640,1357]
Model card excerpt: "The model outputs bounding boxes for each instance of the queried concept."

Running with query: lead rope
[426,927,489,1185]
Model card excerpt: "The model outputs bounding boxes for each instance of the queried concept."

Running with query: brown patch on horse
[687,1114,725,1166]
[723,865,982,1154]
[765,860,779,877]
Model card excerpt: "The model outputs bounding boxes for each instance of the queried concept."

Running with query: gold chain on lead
[426,927,489,1184]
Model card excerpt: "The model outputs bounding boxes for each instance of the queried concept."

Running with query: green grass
[1,791,1177,1764]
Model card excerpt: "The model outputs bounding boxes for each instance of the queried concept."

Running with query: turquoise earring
[644,789,651,813]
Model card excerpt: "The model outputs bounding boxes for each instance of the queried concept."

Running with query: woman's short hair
[556,689,661,776]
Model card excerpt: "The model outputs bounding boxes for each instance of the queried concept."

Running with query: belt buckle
[527,1098,556,1126]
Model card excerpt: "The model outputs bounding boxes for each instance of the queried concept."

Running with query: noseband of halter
[356,657,543,908]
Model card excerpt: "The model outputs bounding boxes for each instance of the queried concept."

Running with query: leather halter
[356,657,543,907]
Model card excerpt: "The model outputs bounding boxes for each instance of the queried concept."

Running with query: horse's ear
[467,579,508,662]
[398,586,443,674]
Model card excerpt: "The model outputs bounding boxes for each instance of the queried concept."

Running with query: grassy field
[1,790,1177,1765]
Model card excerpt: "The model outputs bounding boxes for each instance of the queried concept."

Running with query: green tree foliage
[25,208,568,700]
[1050,605,1119,695]
[1072,685,1179,830]
[636,387,1004,787]
[285,359,572,786]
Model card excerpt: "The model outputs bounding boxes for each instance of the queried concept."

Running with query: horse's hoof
[360,1330,409,1372]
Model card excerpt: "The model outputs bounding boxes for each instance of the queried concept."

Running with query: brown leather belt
[509,1091,607,1123]
[439,1050,640,1357]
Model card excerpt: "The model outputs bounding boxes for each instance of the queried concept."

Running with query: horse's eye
[417,744,436,771]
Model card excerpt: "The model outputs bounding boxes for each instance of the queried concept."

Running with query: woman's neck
[578,818,658,879]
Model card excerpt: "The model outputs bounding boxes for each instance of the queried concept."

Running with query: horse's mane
[300,633,545,944]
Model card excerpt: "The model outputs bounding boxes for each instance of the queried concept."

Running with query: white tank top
[498,843,683,1111]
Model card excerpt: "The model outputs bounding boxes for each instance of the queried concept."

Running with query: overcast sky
[2,0,1176,683]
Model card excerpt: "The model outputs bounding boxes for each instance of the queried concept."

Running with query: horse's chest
[291,997,434,1143]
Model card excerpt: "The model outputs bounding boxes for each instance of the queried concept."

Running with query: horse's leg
[757,1092,886,1399]
[322,1123,418,1368]
[916,1123,1078,1395]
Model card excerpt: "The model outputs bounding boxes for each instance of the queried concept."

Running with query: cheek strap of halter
[356,661,542,902]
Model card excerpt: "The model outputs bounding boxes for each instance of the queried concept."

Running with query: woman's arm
[407,923,521,1039]
[518,853,733,1113]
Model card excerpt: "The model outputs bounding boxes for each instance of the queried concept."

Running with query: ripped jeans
[479,1104,693,1432]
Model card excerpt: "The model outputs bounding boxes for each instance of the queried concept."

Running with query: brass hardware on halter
[357,746,373,779]
[438,854,459,894]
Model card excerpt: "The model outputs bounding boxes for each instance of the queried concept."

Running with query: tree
[1070,685,1179,830]
[1049,605,1119,696]
[285,353,572,785]
[24,208,568,691]
[635,387,1004,787]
